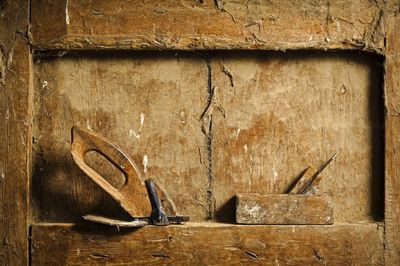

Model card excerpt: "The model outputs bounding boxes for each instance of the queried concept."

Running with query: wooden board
[384,11,400,265]
[31,0,388,53]
[0,0,31,265]
[288,165,318,194]
[236,193,333,225]
[31,223,383,265]
[32,53,210,222]
[210,52,384,223]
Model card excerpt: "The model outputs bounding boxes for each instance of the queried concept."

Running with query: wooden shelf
[31,223,383,265]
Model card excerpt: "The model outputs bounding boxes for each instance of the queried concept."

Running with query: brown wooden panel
[236,193,333,225]
[210,52,384,223]
[0,0,31,265]
[31,0,387,52]
[384,12,400,265]
[32,53,209,222]
[31,223,383,265]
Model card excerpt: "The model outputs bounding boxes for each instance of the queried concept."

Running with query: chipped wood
[236,193,333,225]
[31,0,388,53]
[31,223,383,265]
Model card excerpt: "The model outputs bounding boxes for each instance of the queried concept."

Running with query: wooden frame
[1,0,399,264]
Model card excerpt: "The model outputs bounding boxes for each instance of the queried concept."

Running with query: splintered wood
[236,193,333,225]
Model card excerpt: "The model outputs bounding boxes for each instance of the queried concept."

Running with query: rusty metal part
[145,179,169,225]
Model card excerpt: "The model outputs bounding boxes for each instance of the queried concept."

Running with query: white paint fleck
[243,144,248,152]
[86,119,92,130]
[272,167,278,179]
[65,0,70,24]
[129,129,140,140]
[5,108,9,120]
[325,37,331,42]
[76,248,80,256]
[244,204,261,216]
[129,113,145,140]
[42,80,48,89]
[235,128,241,140]
[0,168,4,181]
[308,35,313,41]
[336,21,341,32]
[143,155,148,174]
[139,112,145,131]
[180,110,186,124]
[272,166,278,189]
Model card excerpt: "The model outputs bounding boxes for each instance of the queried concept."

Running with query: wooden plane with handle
[70,126,188,227]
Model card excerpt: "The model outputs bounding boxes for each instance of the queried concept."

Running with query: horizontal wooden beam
[31,223,383,265]
[31,0,388,52]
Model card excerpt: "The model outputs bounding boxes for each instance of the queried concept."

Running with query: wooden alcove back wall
[32,50,385,225]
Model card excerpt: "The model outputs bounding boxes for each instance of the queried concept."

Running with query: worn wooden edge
[236,193,333,225]
[384,7,400,265]
[30,0,392,53]
[31,35,382,53]
[31,223,384,265]
[0,0,31,265]
[289,165,318,194]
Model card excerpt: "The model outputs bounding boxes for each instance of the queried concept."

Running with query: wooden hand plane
[70,126,189,227]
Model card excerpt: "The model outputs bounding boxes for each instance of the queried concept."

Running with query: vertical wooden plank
[385,11,400,265]
[33,53,209,222]
[211,52,384,223]
[0,0,31,265]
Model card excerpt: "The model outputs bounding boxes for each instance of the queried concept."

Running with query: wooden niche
[31,50,385,264]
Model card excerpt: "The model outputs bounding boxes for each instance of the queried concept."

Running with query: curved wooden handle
[70,126,151,217]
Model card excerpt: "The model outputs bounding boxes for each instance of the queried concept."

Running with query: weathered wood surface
[236,193,333,225]
[31,0,390,52]
[0,0,31,265]
[384,9,400,265]
[210,52,384,223]
[31,223,383,265]
[33,53,209,222]
[289,165,318,194]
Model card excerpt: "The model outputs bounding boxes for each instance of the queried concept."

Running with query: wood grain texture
[31,0,388,52]
[210,52,384,223]
[384,9,400,265]
[0,0,31,265]
[31,223,383,265]
[236,193,333,225]
[33,53,209,222]
[289,165,318,194]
